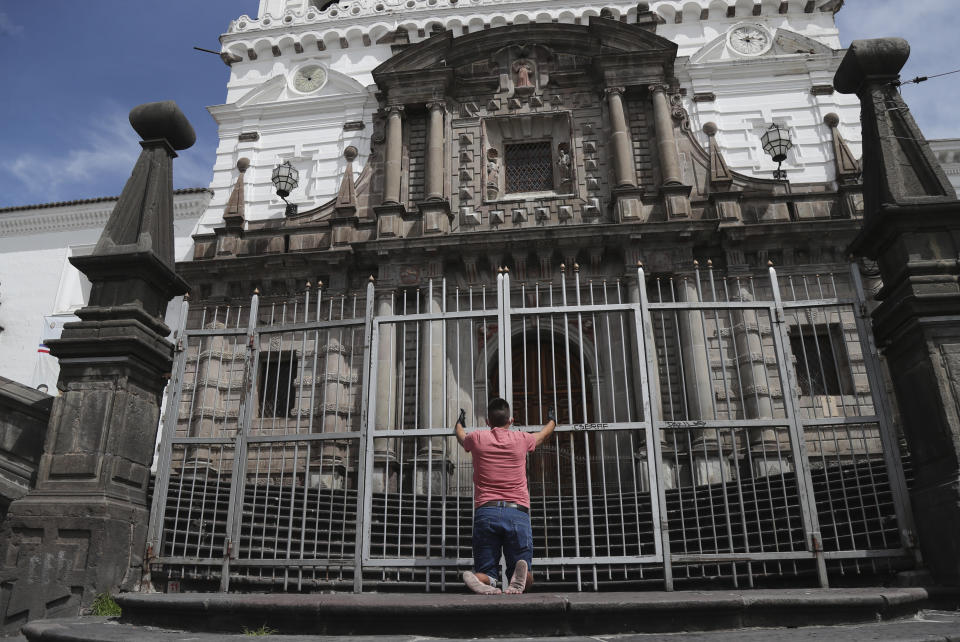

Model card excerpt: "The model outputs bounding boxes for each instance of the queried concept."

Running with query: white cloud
[0,12,23,37]
[2,111,141,201]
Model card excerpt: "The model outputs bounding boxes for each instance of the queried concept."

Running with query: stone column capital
[647,83,670,95]
[425,100,446,112]
[386,105,405,116]
[603,86,626,98]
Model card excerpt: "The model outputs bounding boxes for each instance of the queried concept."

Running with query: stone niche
[482,112,574,202]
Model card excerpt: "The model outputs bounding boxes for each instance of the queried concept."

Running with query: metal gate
[147,264,916,592]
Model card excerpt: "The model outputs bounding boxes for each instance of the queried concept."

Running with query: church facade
[148,0,925,592]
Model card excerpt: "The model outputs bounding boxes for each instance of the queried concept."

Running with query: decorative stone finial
[702,122,718,136]
[823,113,840,128]
[128,101,196,151]
[224,157,250,228]
[835,37,955,214]
[834,38,910,95]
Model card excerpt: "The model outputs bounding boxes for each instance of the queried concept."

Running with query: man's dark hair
[487,397,511,428]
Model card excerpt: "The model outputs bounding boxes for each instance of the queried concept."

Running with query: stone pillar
[730,289,785,477]
[836,38,960,583]
[419,101,452,234]
[383,106,404,205]
[650,84,681,185]
[605,87,645,222]
[677,275,727,485]
[415,278,452,494]
[372,291,398,493]
[0,101,193,631]
[425,101,445,201]
[605,87,636,189]
[650,84,692,219]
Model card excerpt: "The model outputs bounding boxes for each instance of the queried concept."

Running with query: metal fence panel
[150,263,915,592]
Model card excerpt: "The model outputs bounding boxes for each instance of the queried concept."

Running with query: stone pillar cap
[834,38,910,94]
[129,101,196,150]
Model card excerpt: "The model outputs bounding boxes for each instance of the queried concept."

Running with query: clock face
[293,65,326,93]
[728,24,772,56]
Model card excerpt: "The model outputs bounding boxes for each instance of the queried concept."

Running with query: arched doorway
[489,329,596,497]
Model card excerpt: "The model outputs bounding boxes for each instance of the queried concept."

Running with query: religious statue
[486,148,500,199]
[513,59,534,89]
[557,144,572,185]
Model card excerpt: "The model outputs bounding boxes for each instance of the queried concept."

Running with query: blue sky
[0,0,956,208]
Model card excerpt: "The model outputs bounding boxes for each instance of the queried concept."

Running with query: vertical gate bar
[593,284,614,574]
[560,266,582,590]
[426,278,435,591]
[355,278,377,592]
[147,296,191,560]
[503,269,513,406]
[441,278,449,589]
[848,262,918,557]
[768,265,828,587]
[222,291,260,591]
[637,265,672,590]
[454,288,462,568]
[574,268,599,589]
[549,290,562,577]
[497,270,506,399]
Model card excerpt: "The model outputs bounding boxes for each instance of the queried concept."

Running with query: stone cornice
[0,189,212,238]
[221,0,838,62]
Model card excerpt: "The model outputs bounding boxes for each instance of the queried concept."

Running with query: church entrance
[148,265,915,593]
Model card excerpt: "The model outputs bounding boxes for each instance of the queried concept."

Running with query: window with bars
[789,325,852,396]
[258,352,298,418]
[505,141,553,193]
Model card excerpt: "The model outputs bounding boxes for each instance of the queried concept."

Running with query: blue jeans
[472,504,533,579]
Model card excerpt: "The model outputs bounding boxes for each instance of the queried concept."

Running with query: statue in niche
[513,58,535,90]
[557,143,572,186]
[486,148,500,200]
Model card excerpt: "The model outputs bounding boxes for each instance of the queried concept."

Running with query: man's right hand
[455,408,467,447]
[546,407,556,423]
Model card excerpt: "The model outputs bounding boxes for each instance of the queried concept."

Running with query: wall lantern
[760,123,793,180]
[271,160,300,216]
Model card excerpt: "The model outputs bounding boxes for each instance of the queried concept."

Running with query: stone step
[21,587,959,641]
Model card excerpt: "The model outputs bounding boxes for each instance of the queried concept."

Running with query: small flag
[37,344,50,354]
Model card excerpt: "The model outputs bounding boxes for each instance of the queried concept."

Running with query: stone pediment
[689,28,834,65]
[373,17,677,78]
[235,66,367,107]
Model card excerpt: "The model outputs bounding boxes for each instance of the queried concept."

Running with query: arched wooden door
[491,330,596,498]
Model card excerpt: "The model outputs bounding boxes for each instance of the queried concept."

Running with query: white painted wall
[0,190,211,389]
[203,0,856,234]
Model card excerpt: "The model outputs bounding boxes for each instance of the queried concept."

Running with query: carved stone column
[372,291,398,493]
[677,274,728,485]
[419,101,452,234]
[383,106,404,205]
[650,84,692,219]
[0,101,193,630]
[605,87,635,189]
[425,101,445,201]
[605,87,645,222]
[837,38,959,583]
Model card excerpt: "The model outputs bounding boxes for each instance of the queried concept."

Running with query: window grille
[505,141,553,193]
[258,352,297,418]
[789,325,850,396]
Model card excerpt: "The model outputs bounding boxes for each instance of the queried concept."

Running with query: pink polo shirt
[463,426,537,509]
